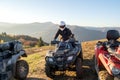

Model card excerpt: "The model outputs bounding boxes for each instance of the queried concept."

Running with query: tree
[38,37,44,47]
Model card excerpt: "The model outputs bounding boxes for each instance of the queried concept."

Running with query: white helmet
[59,21,66,26]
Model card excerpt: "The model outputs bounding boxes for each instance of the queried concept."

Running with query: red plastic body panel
[95,44,120,75]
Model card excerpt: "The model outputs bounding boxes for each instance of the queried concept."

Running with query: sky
[0,0,120,27]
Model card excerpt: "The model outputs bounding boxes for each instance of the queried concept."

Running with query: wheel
[45,63,55,78]
[92,55,97,73]
[78,50,83,61]
[94,55,109,80]
[78,47,83,62]
[75,58,82,78]
[99,70,114,80]
[94,55,99,74]
[15,60,29,80]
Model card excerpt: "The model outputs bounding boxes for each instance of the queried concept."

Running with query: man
[54,21,72,41]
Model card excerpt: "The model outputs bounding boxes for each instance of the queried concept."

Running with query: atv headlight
[109,65,120,75]
[48,58,53,62]
[67,56,73,61]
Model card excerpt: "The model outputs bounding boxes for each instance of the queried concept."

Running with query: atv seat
[0,41,23,53]
[0,41,24,59]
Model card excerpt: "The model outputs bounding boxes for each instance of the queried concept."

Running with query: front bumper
[45,57,76,70]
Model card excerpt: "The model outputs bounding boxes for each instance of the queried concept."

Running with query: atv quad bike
[45,39,83,79]
[0,40,29,80]
[94,30,120,80]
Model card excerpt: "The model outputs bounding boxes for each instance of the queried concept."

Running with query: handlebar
[51,41,60,44]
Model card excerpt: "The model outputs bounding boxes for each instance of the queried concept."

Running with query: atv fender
[98,54,112,75]
[7,50,26,77]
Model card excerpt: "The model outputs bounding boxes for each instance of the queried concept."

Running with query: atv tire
[45,63,55,79]
[15,60,29,80]
[92,55,97,74]
[76,58,82,78]
[78,50,83,61]
[99,70,114,80]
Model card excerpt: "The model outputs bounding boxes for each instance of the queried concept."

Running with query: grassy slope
[23,46,55,80]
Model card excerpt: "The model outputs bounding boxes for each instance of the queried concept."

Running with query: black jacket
[54,28,72,41]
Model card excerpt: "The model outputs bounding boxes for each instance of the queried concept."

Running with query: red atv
[94,30,120,80]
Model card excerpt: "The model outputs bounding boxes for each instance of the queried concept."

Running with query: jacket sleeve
[54,29,60,39]
[68,28,72,37]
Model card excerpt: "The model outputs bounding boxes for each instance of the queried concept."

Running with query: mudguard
[7,50,26,77]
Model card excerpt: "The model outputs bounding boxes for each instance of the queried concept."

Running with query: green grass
[22,46,52,79]
[19,45,54,79]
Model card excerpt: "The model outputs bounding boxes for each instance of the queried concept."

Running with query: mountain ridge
[0,22,119,43]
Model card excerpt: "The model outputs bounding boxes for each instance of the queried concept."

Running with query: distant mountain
[0,22,119,43]
[85,27,120,32]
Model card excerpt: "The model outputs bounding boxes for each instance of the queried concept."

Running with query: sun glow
[0,7,32,23]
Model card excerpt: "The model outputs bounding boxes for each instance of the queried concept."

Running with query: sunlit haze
[0,0,120,27]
